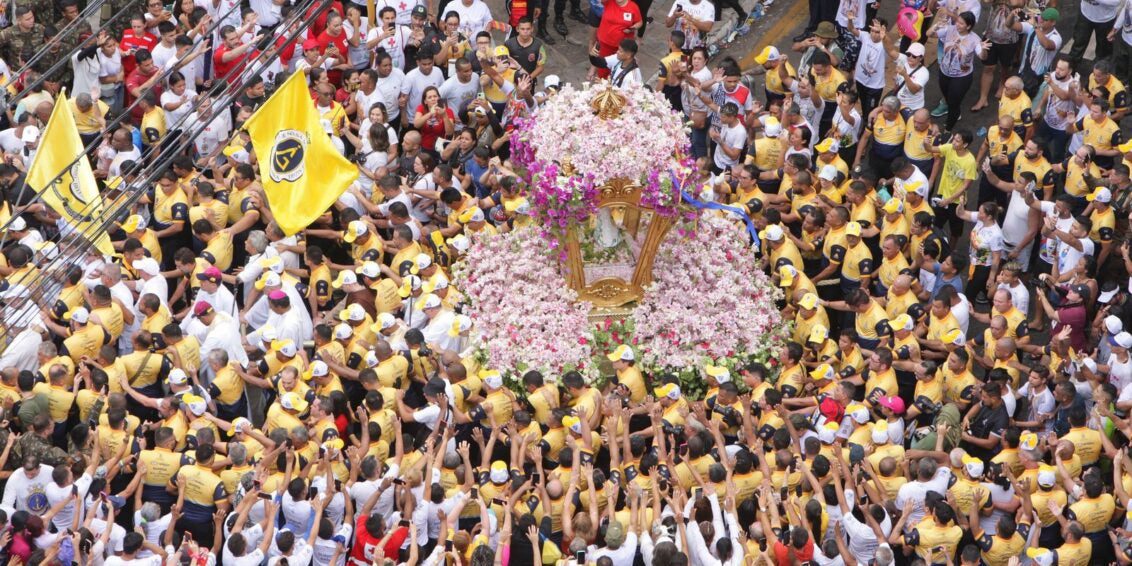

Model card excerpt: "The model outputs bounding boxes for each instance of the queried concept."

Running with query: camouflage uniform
[13,0,58,30]
[54,15,94,55]
[0,23,46,68]
[13,432,70,467]
[101,0,141,39]
[37,35,72,88]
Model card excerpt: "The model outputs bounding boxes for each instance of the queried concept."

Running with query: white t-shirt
[367,25,411,71]
[965,215,1006,267]
[1081,0,1120,23]
[448,0,493,38]
[375,0,421,25]
[105,557,163,566]
[714,121,747,170]
[894,467,952,529]
[401,67,445,120]
[1056,235,1095,274]
[312,523,353,566]
[151,42,178,70]
[588,533,639,566]
[854,31,887,90]
[46,474,93,532]
[894,54,929,111]
[439,74,481,116]
[1108,352,1132,391]
[832,106,862,147]
[936,25,981,78]
[354,87,386,124]
[375,67,407,121]
[1001,190,1033,249]
[668,0,715,49]
[998,281,1030,315]
[161,88,198,128]
[836,0,867,29]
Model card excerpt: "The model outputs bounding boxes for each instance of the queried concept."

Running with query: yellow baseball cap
[882,198,904,215]
[754,46,780,65]
[798,293,819,310]
[807,324,828,344]
[778,264,797,287]
[607,344,634,362]
[343,221,367,243]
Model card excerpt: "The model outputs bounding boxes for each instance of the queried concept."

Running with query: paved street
[479,0,1092,157]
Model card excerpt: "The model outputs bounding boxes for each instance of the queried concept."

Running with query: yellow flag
[26,94,113,255]
[244,72,358,236]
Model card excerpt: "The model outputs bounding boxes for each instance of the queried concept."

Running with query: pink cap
[877,395,906,415]
[303,38,320,51]
[196,266,223,283]
[268,290,287,301]
[193,301,214,316]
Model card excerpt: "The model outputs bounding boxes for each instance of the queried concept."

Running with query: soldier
[39,28,73,90]
[13,414,70,467]
[102,0,143,38]
[0,7,46,67]
[54,0,95,55]
[14,0,58,32]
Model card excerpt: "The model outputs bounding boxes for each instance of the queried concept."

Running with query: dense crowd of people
[5,0,1132,565]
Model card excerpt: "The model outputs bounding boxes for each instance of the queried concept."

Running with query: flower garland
[630,215,789,398]
[510,82,691,228]
[451,227,598,385]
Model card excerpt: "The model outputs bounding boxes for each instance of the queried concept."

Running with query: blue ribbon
[680,190,761,250]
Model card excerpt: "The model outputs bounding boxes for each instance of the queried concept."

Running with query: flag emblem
[269,130,308,183]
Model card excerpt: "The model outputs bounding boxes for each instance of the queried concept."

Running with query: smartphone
[393,478,406,485]
[575,550,586,563]
[470,487,478,499]
[492,498,506,505]
[399,519,411,527]
[693,487,703,499]
[445,540,454,551]
[675,4,683,10]
[531,472,541,483]
[257,492,274,500]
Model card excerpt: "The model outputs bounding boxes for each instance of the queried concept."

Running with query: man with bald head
[972,289,1030,345]
[884,273,920,320]
[373,340,409,391]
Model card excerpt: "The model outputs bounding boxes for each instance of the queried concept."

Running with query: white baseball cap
[1112,331,1132,349]
[1105,315,1124,335]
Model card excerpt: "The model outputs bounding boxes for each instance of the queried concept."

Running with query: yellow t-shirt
[71,99,110,134]
[937,144,977,199]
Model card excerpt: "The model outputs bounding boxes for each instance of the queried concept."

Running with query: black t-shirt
[503,36,544,75]
[966,402,1009,459]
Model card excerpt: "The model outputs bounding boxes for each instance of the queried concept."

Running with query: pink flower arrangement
[630,214,790,393]
[452,227,598,383]
[511,82,691,228]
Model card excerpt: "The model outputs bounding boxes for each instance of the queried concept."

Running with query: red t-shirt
[415,104,454,150]
[306,1,345,39]
[125,68,163,124]
[596,0,641,48]
[351,516,409,566]
[120,30,158,76]
[213,44,257,84]
[317,29,351,86]
[772,538,814,566]
[508,0,530,26]
[275,34,299,68]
